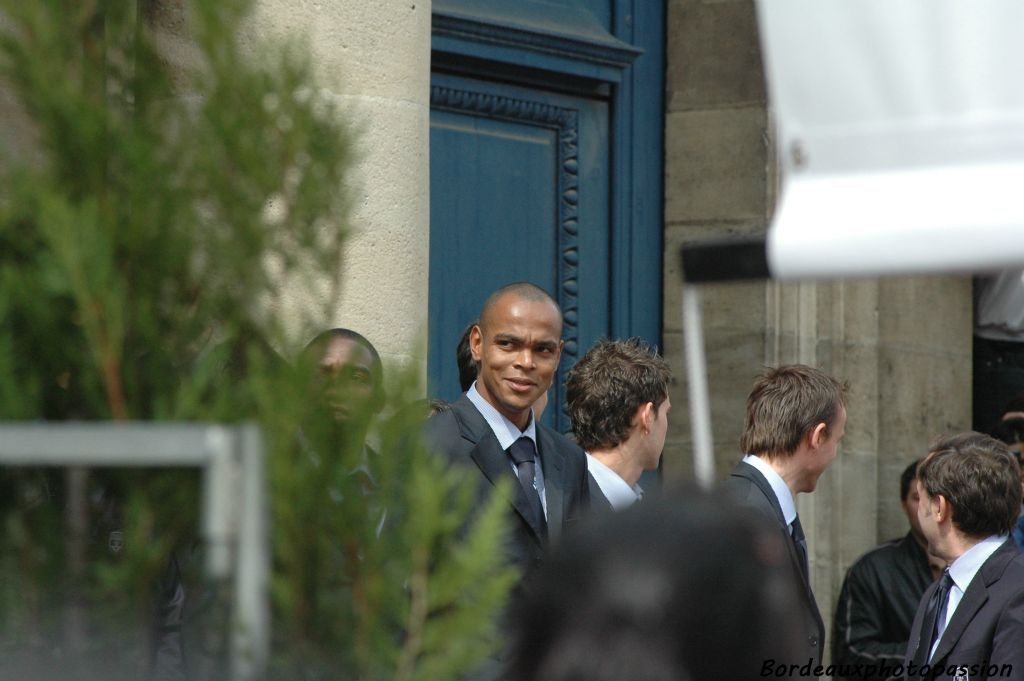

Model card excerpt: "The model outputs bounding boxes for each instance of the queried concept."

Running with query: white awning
[756,0,1024,280]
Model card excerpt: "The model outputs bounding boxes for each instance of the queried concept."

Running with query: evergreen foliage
[0,1,515,678]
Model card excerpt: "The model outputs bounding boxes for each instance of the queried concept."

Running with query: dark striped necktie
[508,436,546,534]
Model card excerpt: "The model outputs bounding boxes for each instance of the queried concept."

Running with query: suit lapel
[452,396,546,542]
[536,425,564,540]
[930,540,1015,664]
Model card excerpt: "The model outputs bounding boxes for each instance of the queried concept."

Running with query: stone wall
[248,0,432,378]
[133,0,433,377]
[663,0,972,660]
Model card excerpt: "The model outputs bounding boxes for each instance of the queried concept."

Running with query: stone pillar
[663,0,769,482]
[249,0,432,379]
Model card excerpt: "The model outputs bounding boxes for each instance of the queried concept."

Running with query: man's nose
[513,348,535,369]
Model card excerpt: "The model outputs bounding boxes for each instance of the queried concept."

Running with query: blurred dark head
[506,492,803,681]
[302,328,385,426]
[900,458,921,502]
[457,320,479,392]
[1002,393,1024,417]
[991,417,1024,466]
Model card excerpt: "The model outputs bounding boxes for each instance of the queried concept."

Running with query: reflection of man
[901,432,1024,678]
[832,460,936,681]
[565,338,672,511]
[301,328,385,513]
[424,283,589,574]
[304,328,385,443]
[720,365,847,667]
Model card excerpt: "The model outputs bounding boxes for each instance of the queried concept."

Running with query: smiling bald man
[424,283,590,577]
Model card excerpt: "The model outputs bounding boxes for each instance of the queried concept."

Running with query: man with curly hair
[565,338,672,511]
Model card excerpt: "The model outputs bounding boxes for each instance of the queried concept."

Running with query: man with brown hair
[721,364,848,668]
[900,432,1024,679]
[565,338,672,511]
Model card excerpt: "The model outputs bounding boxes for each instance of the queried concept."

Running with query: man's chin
[496,397,535,422]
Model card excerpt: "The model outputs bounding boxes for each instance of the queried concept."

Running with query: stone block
[666,0,766,111]
[664,107,768,223]
[879,275,972,353]
[875,345,971,537]
[663,327,764,480]
[831,340,880,456]
[827,446,879,566]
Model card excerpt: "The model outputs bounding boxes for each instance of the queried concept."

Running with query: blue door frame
[429,0,665,433]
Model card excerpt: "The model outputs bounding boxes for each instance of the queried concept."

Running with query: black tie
[914,569,954,666]
[790,515,809,580]
[508,437,546,534]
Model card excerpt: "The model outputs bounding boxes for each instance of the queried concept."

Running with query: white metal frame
[0,422,268,680]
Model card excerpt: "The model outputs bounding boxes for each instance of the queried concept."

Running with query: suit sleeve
[833,560,908,672]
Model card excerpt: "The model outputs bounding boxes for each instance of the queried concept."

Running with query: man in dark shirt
[832,459,939,680]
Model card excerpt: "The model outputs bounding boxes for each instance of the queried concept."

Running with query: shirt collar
[947,534,1008,593]
[586,453,643,511]
[742,454,797,526]
[467,382,537,451]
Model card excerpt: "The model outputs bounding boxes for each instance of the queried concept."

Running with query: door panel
[428,74,609,431]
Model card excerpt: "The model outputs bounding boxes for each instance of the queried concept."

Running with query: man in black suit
[720,364,848,669]
[565,338,672,512]
[899,432,1024,680]
[424,283,589,575]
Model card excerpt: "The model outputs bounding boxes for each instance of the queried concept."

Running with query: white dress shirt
[467,382,547,517]
[586,453,643,511]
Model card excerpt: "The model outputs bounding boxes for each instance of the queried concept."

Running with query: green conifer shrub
[0,2,515,678]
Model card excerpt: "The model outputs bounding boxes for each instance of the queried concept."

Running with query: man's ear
[635,402,654,435]
[933,494,949,523]
[808,422,828,449]
[469,325,483,362]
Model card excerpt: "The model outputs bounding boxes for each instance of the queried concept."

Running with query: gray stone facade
[663,0,972,657]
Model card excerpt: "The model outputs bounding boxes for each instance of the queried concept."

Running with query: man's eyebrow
[534,339,559,350]
[492,333,523,343]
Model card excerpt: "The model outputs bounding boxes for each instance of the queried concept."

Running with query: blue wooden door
[428,0,665,433]
[429,74,610,428]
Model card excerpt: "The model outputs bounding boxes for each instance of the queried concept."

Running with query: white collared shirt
[586,453,643,511]
[930,534,1008,660]
[742,454,797,528]
[466,382,547,517]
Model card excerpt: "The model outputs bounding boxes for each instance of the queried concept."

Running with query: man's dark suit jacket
[720,460,825,666]
[423,394,590,573]
[902,539,1024,679]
